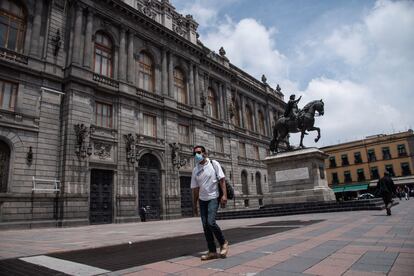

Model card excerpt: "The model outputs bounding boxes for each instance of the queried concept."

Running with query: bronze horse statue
[270,100,324,153]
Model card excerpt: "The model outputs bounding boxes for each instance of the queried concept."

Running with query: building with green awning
[332,183,369,193]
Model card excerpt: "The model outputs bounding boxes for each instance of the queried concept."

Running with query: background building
[321,130,414,200]
[0,0,285,228]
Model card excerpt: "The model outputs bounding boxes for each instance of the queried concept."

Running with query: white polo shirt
[191,158,225,201]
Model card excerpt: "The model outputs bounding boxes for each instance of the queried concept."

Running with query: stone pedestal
[264,148,335,204]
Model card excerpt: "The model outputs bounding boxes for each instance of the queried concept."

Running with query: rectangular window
[398,144,407,157]
[368,149,376,162]
[332,172,339,185]
[401,162,411,176]
[178,124,189,144]
[143,114,156,137]
[341,154,349,166]
[215,136,224,153]
[344,171,352,183]
[357,168,365,181]
[254,145,260,160]
[95,102,112,128]
[371,166,379,179]
[0,79,18,111]
[329,156,337,168]
[385,164,395,177]
[354,152,362,164]
[382,147,391,160]
[239,142,246,158]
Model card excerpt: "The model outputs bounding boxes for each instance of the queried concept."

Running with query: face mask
[194,153,204,164]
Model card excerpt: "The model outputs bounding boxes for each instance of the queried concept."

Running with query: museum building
[0,0,286,228]
[321,130,414,199]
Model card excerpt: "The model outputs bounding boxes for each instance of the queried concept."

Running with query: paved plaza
[0,200,413,276]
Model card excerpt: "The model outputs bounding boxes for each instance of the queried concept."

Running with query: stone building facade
[0,0,285,228]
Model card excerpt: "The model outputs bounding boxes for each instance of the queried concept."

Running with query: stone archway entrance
[138,153,161,220]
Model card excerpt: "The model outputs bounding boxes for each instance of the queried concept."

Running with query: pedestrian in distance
[139,206,147,222]
[376,171,396,216]
[191,145,229,261]
[404,185,410,200]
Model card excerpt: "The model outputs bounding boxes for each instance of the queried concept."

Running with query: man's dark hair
[193,145,206,156]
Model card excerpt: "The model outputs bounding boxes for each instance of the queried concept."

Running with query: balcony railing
[93,73,119,88]
[177,102,193,112]
[136,88,163,103]
[0,47,28,64]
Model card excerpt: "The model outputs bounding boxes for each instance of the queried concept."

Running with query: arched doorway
[0,140,10,193]
[138,153,161,220]
[256,172,262,195]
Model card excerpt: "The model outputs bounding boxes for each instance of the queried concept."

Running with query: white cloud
[202,17,288,86]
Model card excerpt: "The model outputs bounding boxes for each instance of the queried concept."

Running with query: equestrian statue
[270,95,324,153]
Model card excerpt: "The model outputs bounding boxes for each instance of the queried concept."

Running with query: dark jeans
[382,193,392,207]
[199,198,225,253]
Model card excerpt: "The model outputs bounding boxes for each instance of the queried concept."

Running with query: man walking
[376,171,396,216]
[191,145,229,260]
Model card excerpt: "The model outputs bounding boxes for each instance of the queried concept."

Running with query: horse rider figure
[284,94,303,131]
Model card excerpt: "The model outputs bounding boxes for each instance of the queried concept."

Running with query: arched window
[0,140,11,193]
[94,32,113,77]
[245,105,253,131]
[137,51,154,92]
[207,87,218,119]
[241,170,249,195]
[0,0,26,52]
[256,172,262,195]
[174,68,187,104]
[258,111,265,135]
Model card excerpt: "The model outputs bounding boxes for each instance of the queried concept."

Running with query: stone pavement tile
[242,255,284,269]
[258,268,314,276]
[105,266,146,276]
[342,270,386,276]
[389,264,414,273]
[388,272,414,276]
[350,263,391,273]
[225,264,264,274]
[317,257,357,267]
[386,247,414,253]
[173,267,216,276]
[143,261,189,273]
[123,268,167,276]
[199,251,266,270]
[394,257,414,265]
[173,256,204,267]
[227,244,257,255]
[304,264,348,276]
[329,252,363,261]
[338,245,371,254]
[268,256,321,273]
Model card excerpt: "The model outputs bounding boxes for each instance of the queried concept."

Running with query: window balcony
[0,47,28,65]
[93,73,119,88]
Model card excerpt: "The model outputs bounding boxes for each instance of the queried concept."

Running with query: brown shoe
[201,252,218,261]
[219,240,229,257]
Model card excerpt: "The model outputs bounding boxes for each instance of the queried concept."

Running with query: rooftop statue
[270,97,324,153]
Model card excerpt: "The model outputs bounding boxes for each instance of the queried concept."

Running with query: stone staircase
[217,199,394,220]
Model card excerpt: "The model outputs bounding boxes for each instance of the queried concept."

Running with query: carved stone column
[223,83,229,122]
[265,104,271,136]
[83,9,94,68]
[127,30,135,83]
[162,49,168,95]
[188,63,194,105]
[168,52,174,98]
[119,28,126,81]
[252,101,258,133]
[72,4,83,64]
[241,94,246,129]
[30,0,44,57]
[194,65,200,106]
[219,83,225,121]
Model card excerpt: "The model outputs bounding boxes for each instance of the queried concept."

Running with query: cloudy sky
[173,0,414,147]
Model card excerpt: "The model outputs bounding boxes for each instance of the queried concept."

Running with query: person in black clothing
[139,206,147,222]
[376,171,396,215]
